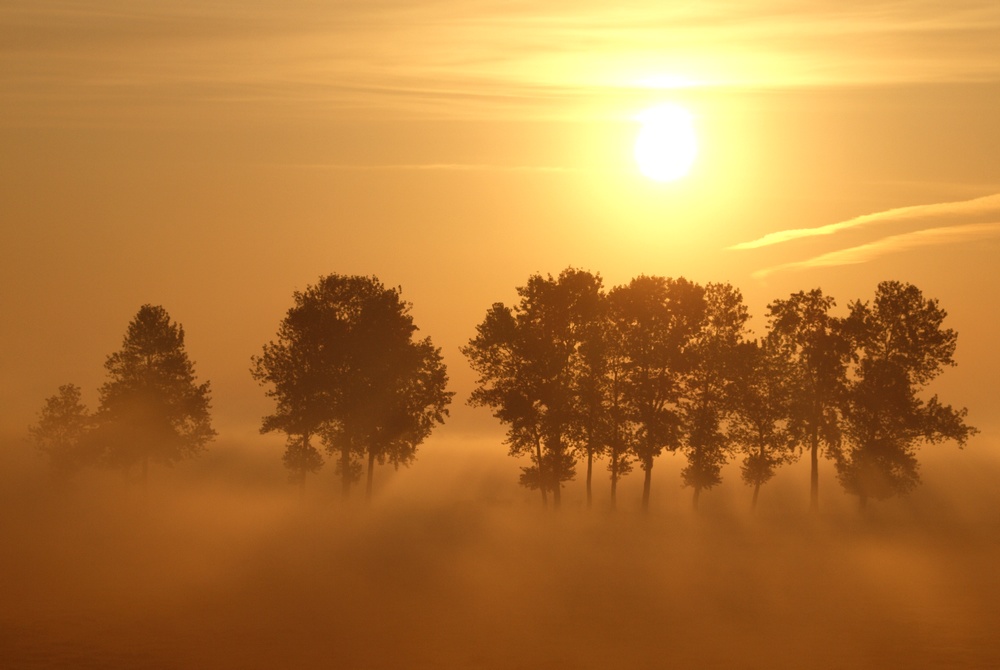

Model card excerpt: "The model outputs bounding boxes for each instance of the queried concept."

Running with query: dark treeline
[464,268,978,511]
[28,270,976,511]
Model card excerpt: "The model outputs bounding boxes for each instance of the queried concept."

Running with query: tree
[765,289,849,511]
[608,276,705,512]
[282,434,324,492]
[835,281,977,508]
[561,269,608,508]
[729,340,795,510]
[252,274,452,498]
[680,282,749,509]
[28,383,94,477]
[463,268,604,509]
[95,305,215,484]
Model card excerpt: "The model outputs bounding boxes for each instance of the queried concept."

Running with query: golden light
[634,103,698,182]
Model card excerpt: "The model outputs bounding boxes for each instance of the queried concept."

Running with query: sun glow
[634,104,698,182]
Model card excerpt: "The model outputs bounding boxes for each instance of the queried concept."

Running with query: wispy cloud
[729,193,1000,250]
[753,222,1000,278]
[4,0,1000,124]
[283,163,581,173]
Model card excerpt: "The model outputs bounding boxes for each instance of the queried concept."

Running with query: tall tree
[463,268,603,509]
[680,282,749,509]
[729,340,795,510]
[252,274,451,498]
[28,383,94,477]
[562,269,608,508]
[609,275,705,512]
[96,305,215,484]
[836,281,977,508]
[601,321,635,511]
[765,289,849,512]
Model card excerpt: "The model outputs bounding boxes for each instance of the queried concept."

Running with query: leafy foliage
[836,281,977,505]
[680,282,749,505]
[252,274,452,496]
[28,383,94,476]
[95,305,215,476]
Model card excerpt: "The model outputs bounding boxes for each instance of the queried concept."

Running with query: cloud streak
[729,192,1000,250]
[753,222,1000,278]
[4,0,1000,124]
[283,163,582,173]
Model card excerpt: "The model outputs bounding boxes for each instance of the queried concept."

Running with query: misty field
[2,433,999,669]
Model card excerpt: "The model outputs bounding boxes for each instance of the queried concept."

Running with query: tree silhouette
[464,269,603,508]
[561,269,607,508]
[680,282,749,509]
[252,274,451,499]
[608,276,705,512]
[282,434,324,492]
[765,289,849,511]
[836,281,977,508]
[729,340,795,509]
[95,305,215,484]
[28,383,94,477]
[601,317,636,510]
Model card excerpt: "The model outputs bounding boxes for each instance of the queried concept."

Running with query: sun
[634,103,698,182]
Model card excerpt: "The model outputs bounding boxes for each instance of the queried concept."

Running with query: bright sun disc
[634,103,698,182]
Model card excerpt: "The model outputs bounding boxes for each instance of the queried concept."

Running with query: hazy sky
[3,0,1000,440]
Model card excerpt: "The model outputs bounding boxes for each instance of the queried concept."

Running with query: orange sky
[3,0,999,442]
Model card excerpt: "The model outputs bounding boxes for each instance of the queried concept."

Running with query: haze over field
[3,0,1000,667]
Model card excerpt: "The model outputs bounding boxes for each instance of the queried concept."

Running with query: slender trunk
[300,433,310,497]
[641,457,653,513]
[535,437,547,508]
[752,482,760,510]
[341,445,351,500]
[552,473,561,510]
[810,429,819,512]
[859,492,868,511]
[142,453,149,491]
[586,449,593,509]
[610,451,619,512]
[692,485,701,510]
[365,449,376,501]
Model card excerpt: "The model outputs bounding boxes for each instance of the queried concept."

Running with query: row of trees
[463,269,977,510]
[29,276,453,500]
[29,271,976,511]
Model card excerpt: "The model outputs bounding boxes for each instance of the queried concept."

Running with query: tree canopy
[466,271,975,513]
[463,268,604,508]
[95,304,215,482]
[28,383,93,477]
[836,281,977,506]
[252,274,452,497]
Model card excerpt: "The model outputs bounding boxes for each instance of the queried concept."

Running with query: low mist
[2,432,999,669]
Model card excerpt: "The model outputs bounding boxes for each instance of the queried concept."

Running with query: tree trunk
[365,449,376,501]
[586,449,593,509]
[859,492,868,511]
[610,453,618,512]
[810,430,819,512]
[641,458,653,513]
[300,433,310,497]
[142,453,149,491]
[692,485,701,510]
[341,445,351,500]
[552,478,561,510]
[535,437,547,508]
[752,482,760,510]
